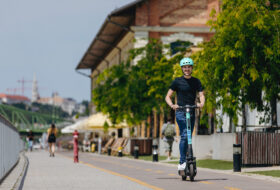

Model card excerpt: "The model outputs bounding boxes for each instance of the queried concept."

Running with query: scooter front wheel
[189,164,195,181]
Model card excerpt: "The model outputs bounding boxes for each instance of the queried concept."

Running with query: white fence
[0,114,24,182]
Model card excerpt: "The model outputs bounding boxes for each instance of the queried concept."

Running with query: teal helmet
[180,57,194,67]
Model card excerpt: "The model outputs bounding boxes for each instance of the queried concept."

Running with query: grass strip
[126,155,168,161]
[247,170,280,178]
[197,159,233,170]
[168,159,233,170]
[125,155,233,170]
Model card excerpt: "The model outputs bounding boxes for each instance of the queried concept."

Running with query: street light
[107,147,111,156]
[134,145,139,159]
[152,145,158,162]
[233,144,242,172]
[118,146,123,157]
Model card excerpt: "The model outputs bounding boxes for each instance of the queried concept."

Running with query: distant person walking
[27,130,34,151]
[47,124,57,157]
[161,117,177,161]
[73,130,79,163]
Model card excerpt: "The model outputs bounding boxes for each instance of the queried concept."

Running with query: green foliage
[193,0,280,125]
[92,39,187,125]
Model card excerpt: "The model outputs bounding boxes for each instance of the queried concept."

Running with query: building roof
[75,0,143,70]
[0,93,30,102]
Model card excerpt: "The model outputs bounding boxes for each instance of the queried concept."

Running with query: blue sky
[0,0,133,102]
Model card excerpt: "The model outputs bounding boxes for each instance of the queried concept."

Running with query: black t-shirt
[169,76,203,106]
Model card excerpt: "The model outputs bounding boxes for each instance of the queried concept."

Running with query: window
[170,41,193,55]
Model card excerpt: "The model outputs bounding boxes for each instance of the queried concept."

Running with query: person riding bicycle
[165,57,205,171]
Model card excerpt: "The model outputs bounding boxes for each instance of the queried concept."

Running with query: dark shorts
[48,135,56,143]
[164,140,174,152]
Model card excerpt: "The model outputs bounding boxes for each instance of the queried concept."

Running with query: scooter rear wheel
[189,164,195,181]
[182,176,187,181]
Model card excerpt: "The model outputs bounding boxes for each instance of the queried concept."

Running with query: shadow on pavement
[194,178,228,182]
[156,177,180,180]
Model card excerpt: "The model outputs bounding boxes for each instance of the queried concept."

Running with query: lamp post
[118,146,123,157]
[152,145,158,162]
[233,144,242,172]
[134,145,139,159]
[107,147,111,156]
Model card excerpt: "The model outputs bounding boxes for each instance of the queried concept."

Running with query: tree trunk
[137,125,141,137]
[242,102,247,132]
[141,121,145,137]
[147,116,151,138]
[159,107,164,138]
[194,108,200,135]
[153,110,158,138]
[270,96,277,127]
[229,116,233,133]
[213,109,217,133]
[208,113,213,135]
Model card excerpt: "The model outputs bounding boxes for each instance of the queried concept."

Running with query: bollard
[108,147,111,156]
[98,137,102,154]
[73,130,79,163]
[152,145,158,162]
[134,145,139,159]
[118,147,123,157]
[91,144,96,152]
[233,144,242,172]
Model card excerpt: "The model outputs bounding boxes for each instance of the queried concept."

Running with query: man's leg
[176,111,187,164]
[168,140,173,159]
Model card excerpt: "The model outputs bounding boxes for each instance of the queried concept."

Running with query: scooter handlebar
[178,105,198,109]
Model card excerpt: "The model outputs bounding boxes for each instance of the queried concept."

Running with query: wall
[159,133,235,161]
[0,115,24,182]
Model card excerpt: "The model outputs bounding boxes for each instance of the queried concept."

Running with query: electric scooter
[178,105,198,181]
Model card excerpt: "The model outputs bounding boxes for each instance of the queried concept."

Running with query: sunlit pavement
[23,150,151,190]
[21,149,280,190]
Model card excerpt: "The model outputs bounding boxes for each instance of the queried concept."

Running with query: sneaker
[166,157,171,161]
[178,162,186,170]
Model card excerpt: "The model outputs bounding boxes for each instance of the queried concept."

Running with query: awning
[77,112,129,131]
[61,119,87,133]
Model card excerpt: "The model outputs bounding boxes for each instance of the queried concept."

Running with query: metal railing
[0,114,24,182]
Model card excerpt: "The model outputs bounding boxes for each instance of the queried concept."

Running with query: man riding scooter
[165,57,205,172]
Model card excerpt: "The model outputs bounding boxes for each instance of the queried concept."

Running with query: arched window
[170,40,193,55]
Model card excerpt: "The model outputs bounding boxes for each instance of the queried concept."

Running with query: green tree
[193,0,280,129]
[92,39,186,125]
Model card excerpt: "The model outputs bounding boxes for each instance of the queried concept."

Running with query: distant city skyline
[0,0,133,102]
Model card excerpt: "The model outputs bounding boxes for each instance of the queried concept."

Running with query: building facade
[76,0,220,137]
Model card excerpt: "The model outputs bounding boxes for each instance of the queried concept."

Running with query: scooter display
[177,105,198,181]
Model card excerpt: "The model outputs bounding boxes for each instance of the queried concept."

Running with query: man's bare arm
[165,89,179,110]
[197,91,205,108]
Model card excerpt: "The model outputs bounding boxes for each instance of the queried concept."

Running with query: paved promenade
[22,150,151,190]
[1,149,280,190]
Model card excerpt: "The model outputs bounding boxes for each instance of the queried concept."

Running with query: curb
[12,152,29,190]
